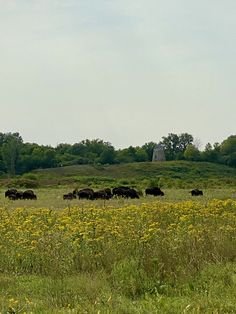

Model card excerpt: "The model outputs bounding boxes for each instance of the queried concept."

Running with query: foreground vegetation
[0,194,236,313]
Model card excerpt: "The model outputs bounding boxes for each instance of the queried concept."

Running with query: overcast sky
[0,0,235,149]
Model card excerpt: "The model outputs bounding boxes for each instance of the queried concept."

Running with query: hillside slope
[31,161,236,188]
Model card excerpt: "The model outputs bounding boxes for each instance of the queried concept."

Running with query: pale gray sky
[0,0,235,148]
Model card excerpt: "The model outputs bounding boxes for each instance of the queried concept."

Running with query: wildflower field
[0,189,236,313]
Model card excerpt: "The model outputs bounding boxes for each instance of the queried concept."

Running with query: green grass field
[1,187,236,211]
[1,161,236,313]
[0,189,236,313]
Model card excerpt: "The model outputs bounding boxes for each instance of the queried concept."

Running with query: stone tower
[152,143,166,162]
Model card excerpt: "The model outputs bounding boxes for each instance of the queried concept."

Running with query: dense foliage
[0,132,236,175]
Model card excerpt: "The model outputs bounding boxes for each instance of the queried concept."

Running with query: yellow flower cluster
[0,199,235,275]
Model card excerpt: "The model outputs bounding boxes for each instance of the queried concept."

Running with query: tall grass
[0,198,236,312]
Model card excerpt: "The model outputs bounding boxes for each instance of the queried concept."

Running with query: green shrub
[8,178,39,188]
[22,173,38,181]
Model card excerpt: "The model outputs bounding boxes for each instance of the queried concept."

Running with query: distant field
[1,161,236,190]
[31,161,236,189]
[1,187,236,211]
[32,160,236,179]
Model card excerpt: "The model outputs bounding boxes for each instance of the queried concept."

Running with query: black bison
[125,188,140,199]
[8,194,18,200]
[63,192,76,200]
[72,189,79,198]
[78,188,94,200]
[23,190,37,200]
[104,188,113,198]
[93,189,113,200]
[16,191,24,200]
[112,187,139,199]
[145,187,164,196]
[5,189,37,200]
[190,189,203,196]
[112,186,131,197]
[5,189,17,198]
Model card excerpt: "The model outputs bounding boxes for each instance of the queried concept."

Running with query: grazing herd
[112,187,140,199]
[63,188,113,200]
[5,188,37,200]
[4,187,204,201]
[63,187,204,200]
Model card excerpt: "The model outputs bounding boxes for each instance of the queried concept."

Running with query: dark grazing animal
[8,194,18,200]
[112,186,139,199]
[124,188,139,199]
[16,191,24,200]
[22,190,37,200]
[145,187,164,196]
[104,188,112,198]
[63,192,76,200]
[190,189,203,196]
[72,189,78,198]
[5,189,37,200]
[93,189,113,200]
[5,189,17,198]
[78,188,94,200]
[112,186,131,197]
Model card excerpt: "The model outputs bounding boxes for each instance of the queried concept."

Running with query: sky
[0,0,235,149]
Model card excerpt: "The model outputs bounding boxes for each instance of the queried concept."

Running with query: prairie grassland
[0,189,236,313]
[1,187,236,211]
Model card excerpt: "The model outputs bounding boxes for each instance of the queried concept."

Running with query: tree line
[0,132,236,176]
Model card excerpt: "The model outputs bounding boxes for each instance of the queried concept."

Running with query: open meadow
[1,0,236,310]
[1,187,236,210]
[0,187,236,313]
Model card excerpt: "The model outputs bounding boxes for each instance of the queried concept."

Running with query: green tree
[184,144,201,161]
[134,147,148,162]
[55,143,72,154]
[225,152,236,167]
[69,143,87,156]
[142,142,157,161]
[220,135,236,155]
[31,146,56,169]
[219,136,236,167]
[0,147,6,173]
[202,143,219,163]
[161,133,194,160]
[2,133,23,175]
[18,143,40,173]
[179,133,194,151]
[99,146,116,164]
[116,147,135,163]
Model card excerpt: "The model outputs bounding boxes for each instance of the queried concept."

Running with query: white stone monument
[152,143,166,162]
